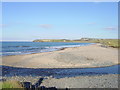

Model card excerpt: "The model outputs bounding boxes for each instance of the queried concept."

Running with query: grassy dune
[95,39,119,48]
[76,39,119,48]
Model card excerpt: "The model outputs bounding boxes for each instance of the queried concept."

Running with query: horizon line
[1,38,119,42]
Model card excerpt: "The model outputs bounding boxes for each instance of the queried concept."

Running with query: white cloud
[0,24,7,28]
[39,24,53,29]
[104,27,117,30]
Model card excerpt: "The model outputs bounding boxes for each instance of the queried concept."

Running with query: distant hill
[33,38,119,48]
[33,39,72,42]
[33,38,100,42]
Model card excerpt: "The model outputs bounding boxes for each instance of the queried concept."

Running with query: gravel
[40,74,119,88]
[2,74,119,88]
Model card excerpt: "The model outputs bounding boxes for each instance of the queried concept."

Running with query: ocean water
[1,42,93,56]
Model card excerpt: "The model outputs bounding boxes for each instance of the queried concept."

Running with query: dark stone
[22,82,32,88]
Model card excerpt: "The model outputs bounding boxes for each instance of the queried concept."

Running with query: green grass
[0,80,23,89]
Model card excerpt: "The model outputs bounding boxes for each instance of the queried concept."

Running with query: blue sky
[2,2,118,41]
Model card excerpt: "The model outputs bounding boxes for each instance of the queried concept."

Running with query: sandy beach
[2,44,118,68]
[1,44,119,88]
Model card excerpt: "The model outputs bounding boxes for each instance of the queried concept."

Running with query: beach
[1,44,119,88]
[2,44,118,68]
[2,2,119,88]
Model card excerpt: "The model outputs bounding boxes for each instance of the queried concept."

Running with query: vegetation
[33,38,119,48]
[95,39,119,48]
[0,80,23,89]
[33,39,72,42]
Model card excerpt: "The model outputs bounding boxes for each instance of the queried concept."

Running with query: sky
[1,2,118,41]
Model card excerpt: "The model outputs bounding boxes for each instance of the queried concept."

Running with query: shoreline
[1,63,120,69]
[1,43,115,57]
[2,44,118,68]
[2,43,94,57]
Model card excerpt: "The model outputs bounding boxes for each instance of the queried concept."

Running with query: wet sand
[2,44,118,68]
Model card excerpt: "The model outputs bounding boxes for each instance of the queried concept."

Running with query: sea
[1,42,93,56]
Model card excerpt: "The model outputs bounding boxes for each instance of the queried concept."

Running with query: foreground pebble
[41,74,119,88]
[2,74,119,88]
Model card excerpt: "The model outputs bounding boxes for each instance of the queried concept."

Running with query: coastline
[1,43,119,88]
[2,42,93,56]
[2,44,118,68]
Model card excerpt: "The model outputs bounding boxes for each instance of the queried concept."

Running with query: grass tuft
[0,80,23,89]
